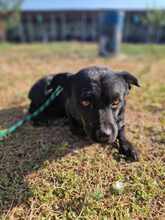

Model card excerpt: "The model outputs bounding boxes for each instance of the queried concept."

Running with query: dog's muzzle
[95,126,117,143]
[93,109,118,143]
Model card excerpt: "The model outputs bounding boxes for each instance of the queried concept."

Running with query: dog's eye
[81,100,91,107]
[111,99,120,109]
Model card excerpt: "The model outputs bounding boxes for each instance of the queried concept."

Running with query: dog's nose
[96,129,111,142]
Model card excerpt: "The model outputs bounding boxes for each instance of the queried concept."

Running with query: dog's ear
[118,71,140,90]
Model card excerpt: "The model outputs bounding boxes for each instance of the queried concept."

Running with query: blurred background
[1,0,165,56]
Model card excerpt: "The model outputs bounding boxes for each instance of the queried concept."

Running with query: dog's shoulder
[28,74,54,100]
[28,72,72,100]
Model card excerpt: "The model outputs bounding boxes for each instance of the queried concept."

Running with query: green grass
[0,42,164,219]
[0,42,98,58]
[2,42,165,58]
[122,43,165,57]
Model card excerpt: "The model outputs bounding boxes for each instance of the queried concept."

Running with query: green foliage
[0,0,23,35]
[143,10,165,27]
[0,0,22,12]
[142,10,165,42]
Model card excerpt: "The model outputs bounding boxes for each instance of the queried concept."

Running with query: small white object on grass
[112,180,125,194]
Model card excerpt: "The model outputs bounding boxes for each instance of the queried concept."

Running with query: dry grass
[0,42,164,219]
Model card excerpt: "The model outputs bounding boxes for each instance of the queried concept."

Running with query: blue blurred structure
[99,11,125,56]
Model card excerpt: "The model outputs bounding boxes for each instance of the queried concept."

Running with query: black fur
[28,66,140,161]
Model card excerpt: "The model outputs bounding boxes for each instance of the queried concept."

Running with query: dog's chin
[91,135,116,144]
[84,129,117,144]
[98,138,115,144]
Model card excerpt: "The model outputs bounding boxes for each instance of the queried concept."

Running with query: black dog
[28,66,140,161]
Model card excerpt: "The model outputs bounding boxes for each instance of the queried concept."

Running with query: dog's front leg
[118,126,139,161]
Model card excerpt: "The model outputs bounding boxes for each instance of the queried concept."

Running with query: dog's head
[69,67,140,143]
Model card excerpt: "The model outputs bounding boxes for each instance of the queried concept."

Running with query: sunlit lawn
[0,42,164,219]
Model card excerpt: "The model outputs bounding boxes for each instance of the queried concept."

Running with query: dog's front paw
[119,141,139,161]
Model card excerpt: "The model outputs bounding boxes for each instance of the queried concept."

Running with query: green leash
[0,86,63,141]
